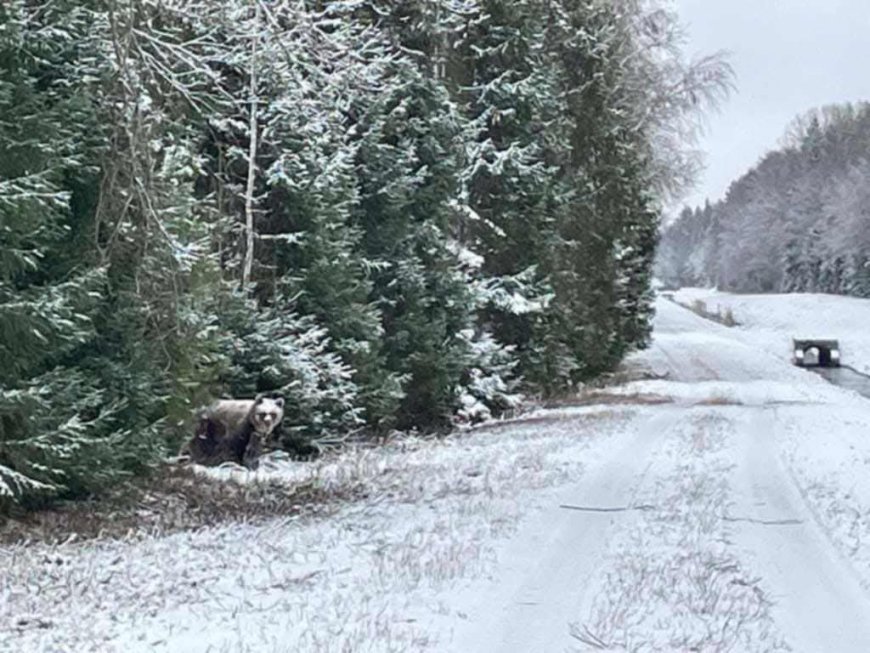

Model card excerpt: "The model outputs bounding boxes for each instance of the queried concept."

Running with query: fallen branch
[570,624,611,649]
[723,515,803,526]
[560,503,656,513]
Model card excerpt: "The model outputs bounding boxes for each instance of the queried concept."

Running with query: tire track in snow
[573,408,789,653]
[773,406,870,590]
[445,409,683,653]
[730,408,870,652]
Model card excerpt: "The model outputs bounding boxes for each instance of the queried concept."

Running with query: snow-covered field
[673,288,870,375]
[7,294,870,651]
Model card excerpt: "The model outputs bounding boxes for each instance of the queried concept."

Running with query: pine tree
[783,238,808,292]
[849,253,870,298]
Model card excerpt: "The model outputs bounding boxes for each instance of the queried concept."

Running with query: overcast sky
[674,0,870,211]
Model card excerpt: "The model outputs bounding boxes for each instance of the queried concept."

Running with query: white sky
[674,0,870,210]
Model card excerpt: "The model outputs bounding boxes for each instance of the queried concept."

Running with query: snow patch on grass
[611,378,853,407]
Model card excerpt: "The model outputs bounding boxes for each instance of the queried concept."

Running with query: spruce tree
[456,0,561,388]
[1,0,731,511]
[354,60,475,429]
[201,4,403,433]
[0,2,139,508]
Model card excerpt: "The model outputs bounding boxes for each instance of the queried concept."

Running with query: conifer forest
[0,0,729,510]
[658,103,870,296]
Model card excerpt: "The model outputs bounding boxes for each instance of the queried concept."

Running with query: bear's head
[250,395,285,436]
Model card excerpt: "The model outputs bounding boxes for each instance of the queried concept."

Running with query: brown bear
[179,394,285,470]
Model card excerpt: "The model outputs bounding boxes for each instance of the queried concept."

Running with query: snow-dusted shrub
[455,329,523,425]
[216,292,363,446]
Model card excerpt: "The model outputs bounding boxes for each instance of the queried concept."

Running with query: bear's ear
[274,397,285,408]
[254,393,265,404]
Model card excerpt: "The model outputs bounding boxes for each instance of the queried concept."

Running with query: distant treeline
[658,102,870,296]
[0,0,726,510]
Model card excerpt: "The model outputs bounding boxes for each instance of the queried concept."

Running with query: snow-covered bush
[455,329,523,425]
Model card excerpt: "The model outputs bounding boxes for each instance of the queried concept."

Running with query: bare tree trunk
[430,0,448,80]
[242,1,260,288]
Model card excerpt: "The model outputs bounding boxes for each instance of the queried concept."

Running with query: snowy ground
[6,295,870,651]
[672,287,870,375]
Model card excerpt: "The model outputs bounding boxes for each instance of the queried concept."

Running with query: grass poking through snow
[573,412,789,652]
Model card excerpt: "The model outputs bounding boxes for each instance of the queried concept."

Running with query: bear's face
[250,396,285,435]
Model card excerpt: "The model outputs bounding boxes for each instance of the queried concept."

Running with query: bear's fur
[180,394,285,470]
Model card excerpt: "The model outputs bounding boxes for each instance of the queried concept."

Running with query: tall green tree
[0,2,143,508]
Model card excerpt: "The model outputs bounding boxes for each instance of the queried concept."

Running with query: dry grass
[588,362,672,388]
[695,396,744,406]
[685,299,739,327]
[2,407,629,653]
[544,391,673,409]
[469,409,616,435]
[0,465,358,546]
[2,408,616,547]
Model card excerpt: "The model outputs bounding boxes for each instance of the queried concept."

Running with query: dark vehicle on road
[792,339,840,368]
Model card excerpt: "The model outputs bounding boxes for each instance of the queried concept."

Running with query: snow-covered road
[445,300,870,652]
[448,300,870,652]
[7,297,870,652]
[447,410,682,653]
